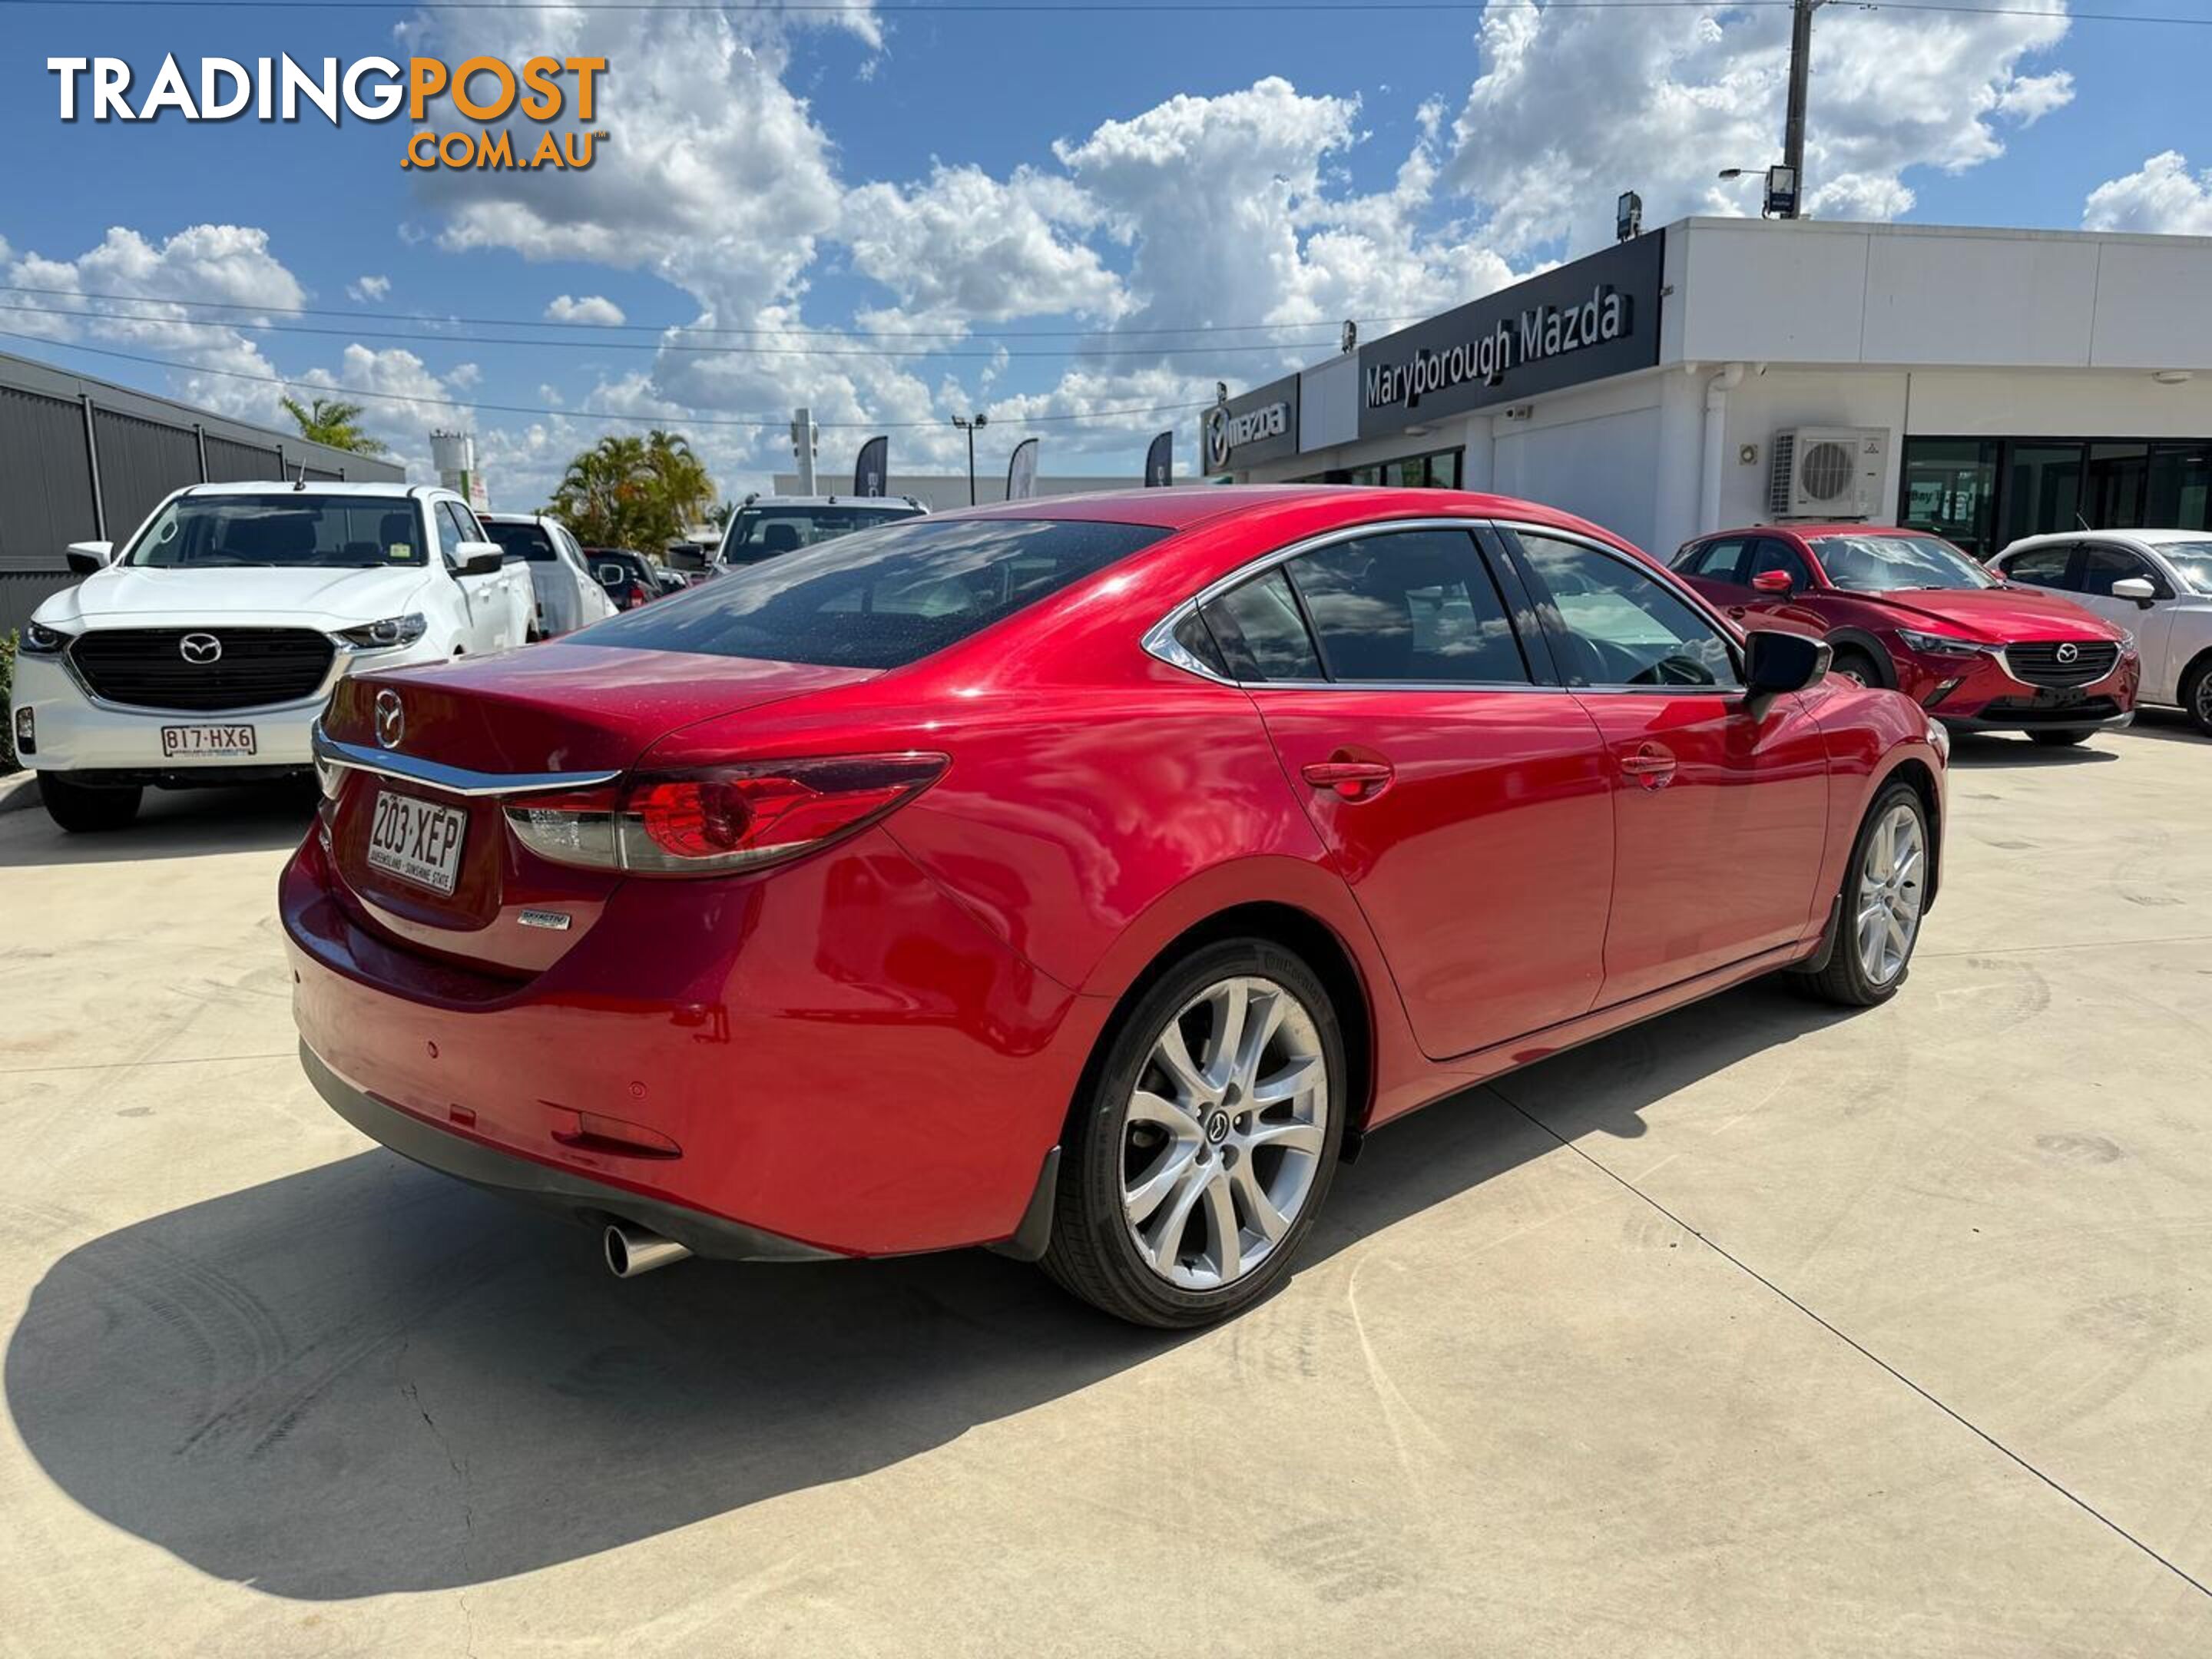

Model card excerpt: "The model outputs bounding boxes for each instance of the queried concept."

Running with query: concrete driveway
[2,722,2210,1657]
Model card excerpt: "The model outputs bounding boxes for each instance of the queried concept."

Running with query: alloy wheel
[1856,803,1926,986]
[2195,671,2212,731]
[1121,976,1329,1291]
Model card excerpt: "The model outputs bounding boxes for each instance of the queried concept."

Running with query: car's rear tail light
[505,753,948,877]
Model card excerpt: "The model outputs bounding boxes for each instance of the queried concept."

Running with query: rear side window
[1679,538,1747,580]
[584,516,1168,669]
[2002,545,2074,589]
[1283,529,1528,684]
[1201,569,1323,681]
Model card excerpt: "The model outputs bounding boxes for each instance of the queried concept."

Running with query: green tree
[548,431,717,550]
[278,396,388,455]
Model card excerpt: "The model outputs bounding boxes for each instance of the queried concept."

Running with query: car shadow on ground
[2114,708,2206,747]
[0,780,314,866]
[4,979,1854,1601]
[1944,733,2118,769]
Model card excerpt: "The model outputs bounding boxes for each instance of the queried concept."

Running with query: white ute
[8,481,535,832]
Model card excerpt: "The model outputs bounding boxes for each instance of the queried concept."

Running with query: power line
[0,0,2190,18]
[0,281,1430,343]
[0,326,1214,431]
[0,296,1350,359]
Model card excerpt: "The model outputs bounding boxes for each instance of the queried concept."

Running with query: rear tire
[2027,728,2092,748]
[1792,781,1928,1008]
[1041,939,1346,1328]
[38,773,142,833]
[2181,657,2212,737]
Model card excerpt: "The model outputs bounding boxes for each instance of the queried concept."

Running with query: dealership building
[1199,217,2212,560]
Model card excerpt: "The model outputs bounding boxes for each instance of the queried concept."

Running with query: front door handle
[1619,743,1677,790]
[1301,759,1394,800]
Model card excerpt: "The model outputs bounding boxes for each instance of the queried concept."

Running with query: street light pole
[952,413,988,505]
[1781,0,1821,218]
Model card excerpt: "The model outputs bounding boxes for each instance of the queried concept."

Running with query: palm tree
[278,396,388,455]
[548,431,717,549]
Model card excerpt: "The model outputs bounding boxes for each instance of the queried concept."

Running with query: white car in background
[717,494,927,566]
[478,511,618,637]
[1992,530,2212,736]
[8,481,535,832]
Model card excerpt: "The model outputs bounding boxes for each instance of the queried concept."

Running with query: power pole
[1780,0,1818,218]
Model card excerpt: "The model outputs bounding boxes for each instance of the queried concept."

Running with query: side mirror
[1751,568,1796,595]
[65,540,114,575]
[2109,576,2156,606]
[1741,628,1831,719]
[453,541,506,578]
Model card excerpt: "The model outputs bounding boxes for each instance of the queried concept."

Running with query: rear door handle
[1619,743,1677,789]
[1301,759,1394,800]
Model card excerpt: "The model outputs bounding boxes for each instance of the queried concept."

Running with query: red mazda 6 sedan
[1674,523,2138,746]
[284,487,1946,1326]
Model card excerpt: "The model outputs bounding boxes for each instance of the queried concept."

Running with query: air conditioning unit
[1769,426,1889,520]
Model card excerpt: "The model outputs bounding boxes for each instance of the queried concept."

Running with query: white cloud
[544,293,628,326]
[843,164,1121,323]
[2084,151,2212,237]
[1443,2,2072,255]
[347,274,392,303]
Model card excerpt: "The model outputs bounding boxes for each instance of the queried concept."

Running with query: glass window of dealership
[1200,217,2212,561]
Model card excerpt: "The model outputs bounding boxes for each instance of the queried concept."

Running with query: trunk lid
[322,644,880,974]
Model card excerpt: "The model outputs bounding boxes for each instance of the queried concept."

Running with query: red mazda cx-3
[1673,523,2138,747]
[284,488,1946,1326]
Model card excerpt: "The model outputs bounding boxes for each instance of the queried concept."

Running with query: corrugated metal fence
[0,352,405,634]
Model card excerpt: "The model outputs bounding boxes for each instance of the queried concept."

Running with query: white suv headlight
[336,614,428,651]
[21,620,71,656]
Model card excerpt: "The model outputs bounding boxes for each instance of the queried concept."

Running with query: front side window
[1811,532,1996,593]
[435,502,469,565]
[1280,530,1527,684]
[1748,538,1812,587]
[2001,545,2074,589]
[1515,532,1740,690]
[2078,545,2163,598]
[482,522,557,562]
[585,516,1167,670]
[121,493,423,569]
[1201,568,1323,682]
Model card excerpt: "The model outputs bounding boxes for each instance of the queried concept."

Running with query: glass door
[2085,443,2149,528]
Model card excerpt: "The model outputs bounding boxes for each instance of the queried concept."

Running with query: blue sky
[2,1,2207,505]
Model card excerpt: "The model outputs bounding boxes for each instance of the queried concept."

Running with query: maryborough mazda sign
[1356,231,1665,439]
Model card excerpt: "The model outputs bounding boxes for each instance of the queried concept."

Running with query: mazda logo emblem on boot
[178,632,222,665]
[374,689,406,750]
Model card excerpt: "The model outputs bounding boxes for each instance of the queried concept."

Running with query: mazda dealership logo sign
[178,631,222,665]
[1204,399,1289,472]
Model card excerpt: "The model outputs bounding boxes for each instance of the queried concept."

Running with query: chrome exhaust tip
[604,1222,693,1279]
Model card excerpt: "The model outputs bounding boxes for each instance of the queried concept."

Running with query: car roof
[952,484,1637,542]
[740,495,923,508]
[1703,522,1925,541]
[177,480,437,498]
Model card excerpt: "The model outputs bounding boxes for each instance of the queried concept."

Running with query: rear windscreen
[582,516,1170,669]
[482,522,557,561]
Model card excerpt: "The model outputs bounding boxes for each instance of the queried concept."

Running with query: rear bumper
[280,824,1100,1258]
[300,1041,835,1260]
